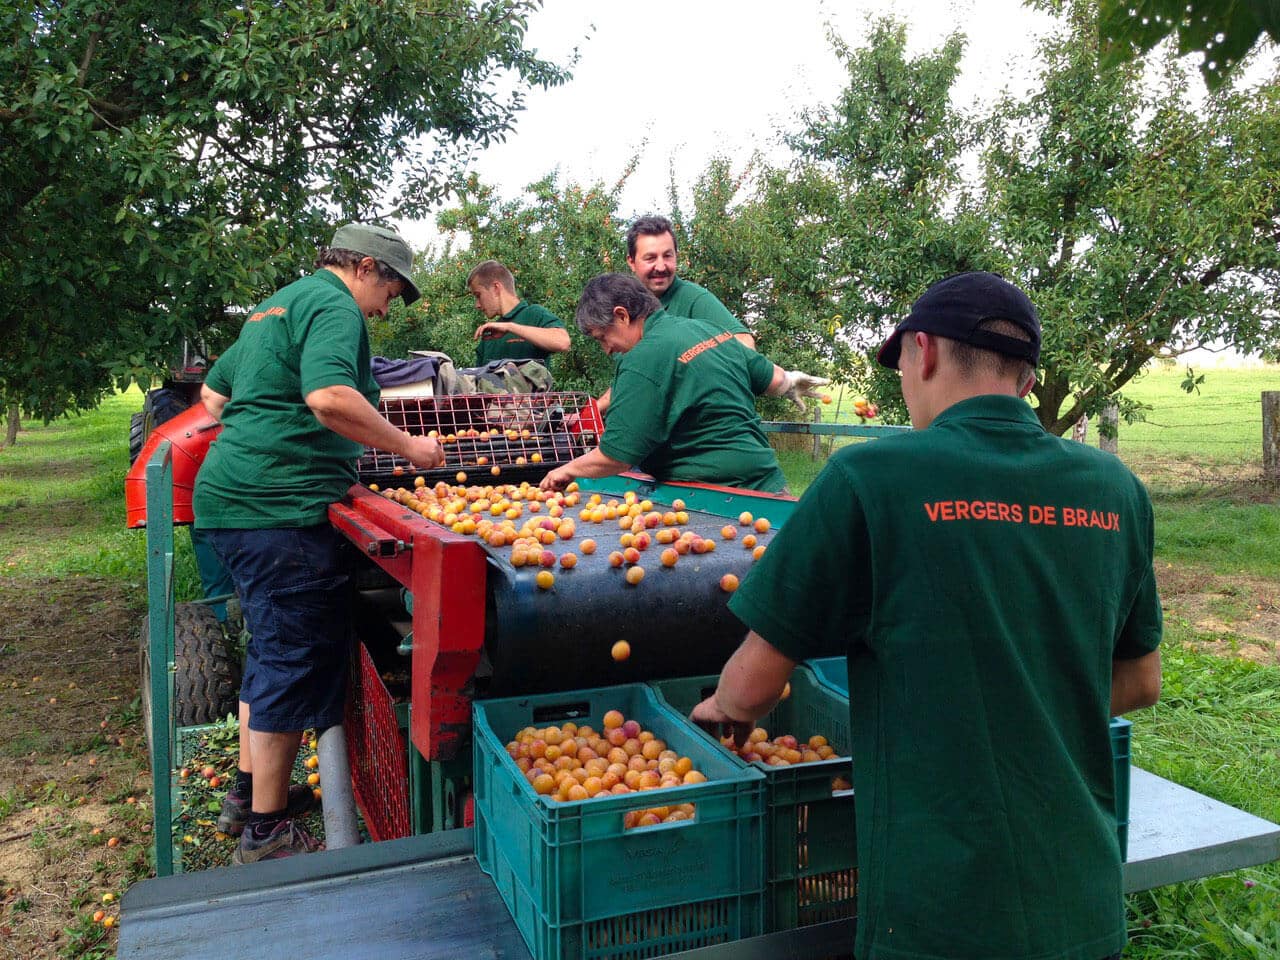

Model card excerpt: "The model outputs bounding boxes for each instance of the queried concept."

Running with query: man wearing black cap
[693,272,1163,960]
[194,223,444,863]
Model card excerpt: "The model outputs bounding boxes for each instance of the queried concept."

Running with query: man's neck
[498,291,522,316]
[916,380,1022,429]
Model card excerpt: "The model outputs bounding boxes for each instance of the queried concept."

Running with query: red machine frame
[329,485,488,763]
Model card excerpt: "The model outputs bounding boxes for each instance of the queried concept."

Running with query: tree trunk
[4,403,17,447]
[1099,403,1119,455]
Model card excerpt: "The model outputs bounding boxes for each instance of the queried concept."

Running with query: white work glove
[782,370,830,412]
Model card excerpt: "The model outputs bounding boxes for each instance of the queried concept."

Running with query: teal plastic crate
[472,683,766,960]
[648,665,856,932]
[807,656,1133,861]
[1111,717,1131,860]
[806,657,847,697]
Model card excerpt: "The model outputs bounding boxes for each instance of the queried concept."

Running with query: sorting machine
[125,389,815,845]
[332,390,818,842]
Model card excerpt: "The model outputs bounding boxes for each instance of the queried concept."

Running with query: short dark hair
[939,319,1037,389]
[626,215,676,259]
[316,247,401,284]
[466,259,515,293]
[575,274,661,333]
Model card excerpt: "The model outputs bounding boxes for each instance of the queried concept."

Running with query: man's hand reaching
[782,370,830,412]
[690,693,755,750]
[404,434,445,469]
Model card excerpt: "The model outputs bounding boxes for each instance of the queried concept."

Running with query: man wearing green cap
[693,272,1162,960]
[194,223,443,864]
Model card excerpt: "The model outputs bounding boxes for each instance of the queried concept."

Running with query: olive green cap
[329,223,421,305]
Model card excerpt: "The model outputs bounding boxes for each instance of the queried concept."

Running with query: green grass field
[1089,362,1274,468]
[1,369,1277,957]
[781,361,1278,489]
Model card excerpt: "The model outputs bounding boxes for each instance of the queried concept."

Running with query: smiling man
[625,214,755,349]
[194,223,444,864]
[541,273,825,493]
[589,215,824,418]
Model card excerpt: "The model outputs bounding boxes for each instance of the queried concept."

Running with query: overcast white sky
[396,0,1057,249]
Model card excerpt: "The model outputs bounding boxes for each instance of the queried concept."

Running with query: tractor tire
[128,411,146,465]
[144,387,192,434]
[139,604,242,763]
[130,386,190,466]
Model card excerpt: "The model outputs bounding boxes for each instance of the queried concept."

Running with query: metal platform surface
[119,768,1280,960]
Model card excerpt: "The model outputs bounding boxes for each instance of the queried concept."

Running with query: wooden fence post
[1264,391,1279,481]
[1100,403,1119,455]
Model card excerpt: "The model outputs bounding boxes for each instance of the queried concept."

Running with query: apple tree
[981,2,1280,434]
[677,20,993,424]
[701,4,1279,433]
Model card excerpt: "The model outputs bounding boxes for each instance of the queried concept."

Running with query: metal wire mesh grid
[358,391,601,480]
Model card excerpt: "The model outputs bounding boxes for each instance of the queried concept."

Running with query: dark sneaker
[232,819,324,864]
[217,784,319,837]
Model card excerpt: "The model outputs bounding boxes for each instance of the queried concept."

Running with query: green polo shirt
[659,276,750,336]
[600,309,784,491]
[474,300,566,365]
[194,270,380,529]
[730,395,1162,960]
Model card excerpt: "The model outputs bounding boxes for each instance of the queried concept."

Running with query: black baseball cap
[877,272,1041,369]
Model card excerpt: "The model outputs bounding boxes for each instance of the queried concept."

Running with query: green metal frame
[761,420,908,439]
[143,441,179,877]
[410,750,470,835]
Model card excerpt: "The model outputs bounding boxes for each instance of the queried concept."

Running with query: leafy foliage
[691,4,1280,434]
[982,3,1280,433]
[0,0,569,422]
[783,20,995,421]
[668,156,851,419]
[371,166,634,393]
[1089,0,1280,90]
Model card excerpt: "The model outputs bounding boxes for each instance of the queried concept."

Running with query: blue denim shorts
[207,525,354,733]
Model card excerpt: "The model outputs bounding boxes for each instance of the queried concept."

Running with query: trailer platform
[120,768,1280,960]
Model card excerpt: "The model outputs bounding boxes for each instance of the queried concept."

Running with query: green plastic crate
[648,666,857,933]
[1110,717,1131,859]
[806,657,848,697]
[807,656,1133,860]
[472,683,766,960]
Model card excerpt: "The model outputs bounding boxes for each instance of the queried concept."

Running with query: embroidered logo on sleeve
[246,306,286,323]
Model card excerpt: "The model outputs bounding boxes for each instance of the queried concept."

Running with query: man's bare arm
[201,384,230,422]
[1111,649,1161,715]
[305,384,443,467]
[690,631,796,746]
[475,321,571,354]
